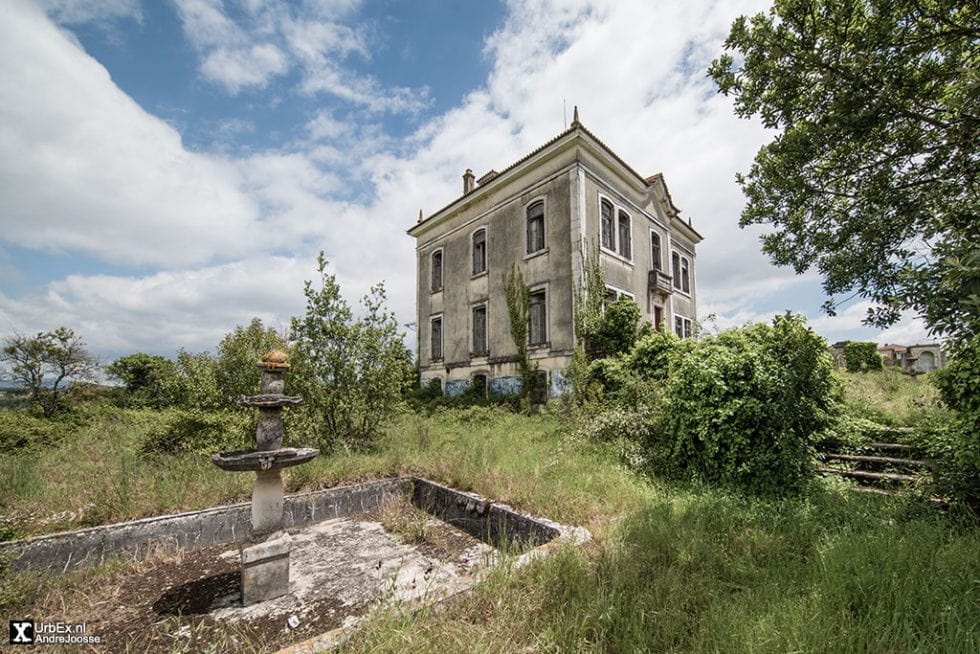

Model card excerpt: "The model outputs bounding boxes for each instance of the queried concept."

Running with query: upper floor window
[681,257,690,293]
[651,233,662,271]
[617,210,631,259]
[526,200,545,254]
[430,250,443,291]
[528,290,547,345]
[599,196,632,260]
[600,200,615,251]
[472,304,488,355]
[430,316,443,360]
[672,252,681,289]
[472,228,487,275]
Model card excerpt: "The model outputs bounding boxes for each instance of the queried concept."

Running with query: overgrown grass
[1,403,977,653]
[839,367,940,427]
[343,486,979,653]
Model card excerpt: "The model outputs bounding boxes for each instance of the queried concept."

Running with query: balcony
[648,269,673,296]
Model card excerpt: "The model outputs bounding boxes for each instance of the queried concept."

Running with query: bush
[0,411,62,450]
[843,341,883,372]
[587,298,643,358]
[141,409,251,455]
[660,314,840,494]
[918,337,980,511]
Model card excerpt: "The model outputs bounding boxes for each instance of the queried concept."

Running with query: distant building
[407,110,702,397]
[877,343,908,367]
[876,342,945,373]
[902,343,945,373]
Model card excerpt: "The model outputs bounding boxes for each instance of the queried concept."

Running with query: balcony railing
[648,269,673,295]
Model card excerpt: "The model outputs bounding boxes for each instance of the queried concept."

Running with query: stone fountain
[211,351,317,605]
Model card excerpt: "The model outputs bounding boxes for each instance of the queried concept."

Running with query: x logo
[9,621,34,644]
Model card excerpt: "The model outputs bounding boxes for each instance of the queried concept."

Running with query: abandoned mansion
[407,111,702,397]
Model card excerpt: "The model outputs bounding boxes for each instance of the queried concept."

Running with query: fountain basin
[237,394,303,408]
[211,447,318,472]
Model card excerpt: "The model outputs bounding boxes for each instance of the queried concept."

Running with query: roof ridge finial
[417,208,423,223]
[571,105,580,127]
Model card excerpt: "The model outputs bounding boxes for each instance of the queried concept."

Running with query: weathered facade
[407,114,702,396]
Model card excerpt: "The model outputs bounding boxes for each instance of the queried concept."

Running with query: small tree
[216,318,286,401]
[1,327,98,417]
[290,253,410,451]
[505,263,542,406]
[107,353,177,408]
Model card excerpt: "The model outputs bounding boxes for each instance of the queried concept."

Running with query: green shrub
[918,337,980,511]
[586,357,630,394]
[587,297,643,358]
[141,409,251,455]
[0,411,62,450]
[624,328,694,380]
[843,341,883,372]
[660,314,840,494]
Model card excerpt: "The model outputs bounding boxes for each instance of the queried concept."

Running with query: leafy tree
[290,253,410,451]
[1,327,99,417]
[709,0,979,343]
[107,353,177,408]
[843,341,884,372]
[166,350,222,410]
[215,317,285,401]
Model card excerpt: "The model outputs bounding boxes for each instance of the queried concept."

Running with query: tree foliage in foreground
[709,0,979,343]
[1,328,98,417]
[289,253,411,451]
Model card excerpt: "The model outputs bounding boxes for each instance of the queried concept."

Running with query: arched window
[617,210,631,259]
[430,250,443,291]
[600,199,614,251]
[472,228,487,275]
[526,201,545,254]
[651,233,662,271]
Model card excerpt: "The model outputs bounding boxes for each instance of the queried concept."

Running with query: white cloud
[6,0,922,360]
[0,1,265,267]
[37,0,141,25]
[200,43,289,93]
[172,0,430,112]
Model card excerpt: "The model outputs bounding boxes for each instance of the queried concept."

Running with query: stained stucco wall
[415,159,576,390]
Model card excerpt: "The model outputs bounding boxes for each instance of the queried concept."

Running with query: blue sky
[0,0,930,362]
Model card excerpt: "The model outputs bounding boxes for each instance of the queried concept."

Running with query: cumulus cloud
[3,0,917,360]
[0,1,264,267]
[173,0,430,112]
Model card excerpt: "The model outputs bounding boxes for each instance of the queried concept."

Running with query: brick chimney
[463,168,475,194]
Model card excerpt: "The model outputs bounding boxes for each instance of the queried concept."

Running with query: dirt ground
[27,501,490,653]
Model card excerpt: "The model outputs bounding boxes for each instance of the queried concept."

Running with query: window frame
[471,302,488,356]
[600,198,615,252]
[598,193,634,263]
[617,209,632,259]
[471,227,488,276]
[528,288,548,346]
[525,198,546,255]
[430,248,444,292]
[430,314,444,361]
[672,251,681,289]
[650,230,662,272]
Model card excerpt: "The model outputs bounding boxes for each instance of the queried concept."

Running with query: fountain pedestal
[211,351,317,606]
